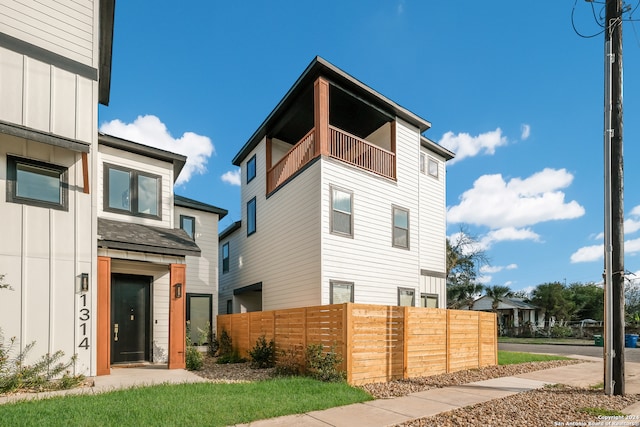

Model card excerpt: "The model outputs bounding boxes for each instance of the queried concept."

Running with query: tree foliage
[446,229,489,309]
[484,285,513,312]
[567,282,604,321]
[530,282,576,326]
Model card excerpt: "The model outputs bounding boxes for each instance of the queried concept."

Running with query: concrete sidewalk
[237,357,640,427]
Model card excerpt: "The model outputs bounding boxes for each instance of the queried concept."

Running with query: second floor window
[104,163,161,219]
[6,155,68,211]
[331,186,353,237]
[180,215,195,239]
[222,242,230,273]
[392,206,409,249]
[247,197,256,236]
[247,155,256,183]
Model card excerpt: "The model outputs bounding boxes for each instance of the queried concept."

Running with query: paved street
[499,342,640,363]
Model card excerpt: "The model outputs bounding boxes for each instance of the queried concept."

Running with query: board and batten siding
[320,119,421,306]
[0,0,96,67]
[0,136,93,373]
[218,139,322,313]
[174,205,219,330]
[97,145,175,229]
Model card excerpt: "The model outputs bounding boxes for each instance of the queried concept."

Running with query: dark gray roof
[174,195,228,219]
[0,120,90,153]
[98,133,186,181]
[99,0,115,106]
[421,136,455,161]
[98,217,201,257]
[219,220,242,240]
[233,56,433,166]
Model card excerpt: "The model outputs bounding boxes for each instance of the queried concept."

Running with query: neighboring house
[465,295,545,334]
[0,1,115,376]
[219,57,454,314]
[97,134,226,372]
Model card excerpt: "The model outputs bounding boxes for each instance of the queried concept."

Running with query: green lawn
[498,337,594,345]
[0,377,372,427]
[498,350,570,365]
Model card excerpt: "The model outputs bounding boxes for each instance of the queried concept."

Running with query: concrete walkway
[2,357,640,426]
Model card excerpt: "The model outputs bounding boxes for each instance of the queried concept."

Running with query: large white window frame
[392,206,410,249]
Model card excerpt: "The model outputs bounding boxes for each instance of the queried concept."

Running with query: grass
[0,377,372,427]
[579,407,625,417]
[498,336,593,345]
[498,350,570,365]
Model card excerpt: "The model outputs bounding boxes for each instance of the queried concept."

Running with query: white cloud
[447,168,585,229]
[438,128,507,165]
[506,263,518,270]
[396,0,405,14]
[100,115,214,186]
[221,169,241,186]
[480,263,519,275]
[571,237,640,263]
[480,227,541,248]
[521,124,531,140]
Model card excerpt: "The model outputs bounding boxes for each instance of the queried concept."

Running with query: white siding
[0,46,96,143]
[98,145,175,229]
[0,0,95,66]
[419,147,447,274]
[0,136,93,373]
[174,205,220,330]
[320,119,421,306]
[219,138,322,313]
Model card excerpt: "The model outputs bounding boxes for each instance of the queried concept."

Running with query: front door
[111,274,151,363]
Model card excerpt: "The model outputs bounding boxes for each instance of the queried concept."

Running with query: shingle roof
[174,195,228,219]
[98,218,201,257]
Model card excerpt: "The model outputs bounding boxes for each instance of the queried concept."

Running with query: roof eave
[421,136,455,161]
[98,0,115,106]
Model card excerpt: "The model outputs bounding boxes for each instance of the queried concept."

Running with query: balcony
[267,126,396,194]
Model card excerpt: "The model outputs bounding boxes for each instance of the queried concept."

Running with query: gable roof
[98,218,200,257]
[233,56,433,166]
[174,195,228,219]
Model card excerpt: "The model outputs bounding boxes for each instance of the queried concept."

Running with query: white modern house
[219,57,454,314]
[0,1,226,377]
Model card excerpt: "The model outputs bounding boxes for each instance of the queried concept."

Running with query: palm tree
[484,285,513,312]
[447,282,484,309]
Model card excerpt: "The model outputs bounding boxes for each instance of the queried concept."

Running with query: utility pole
[604,0,625,396]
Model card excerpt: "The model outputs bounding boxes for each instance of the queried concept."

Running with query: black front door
[111,274,151,363]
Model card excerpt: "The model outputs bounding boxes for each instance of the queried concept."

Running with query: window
[104,164,161,219]
[421,293,439,308]
[222,242,230,273]
[247,155,256,183]
[420,153,426,174]
[226,299,233,314]
[186,293,212,345]
[180,215,195,239]
[247,197,256,236]
[330,186,353,237]
[330,281,354,304]
[392,206,410,249]
[398,288,415,307]
[6,155,68,211]
[428,157,439,178]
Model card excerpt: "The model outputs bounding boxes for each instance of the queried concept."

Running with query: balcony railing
[267,129,316,193]
[266,126,396,194]
[329,126,395,180]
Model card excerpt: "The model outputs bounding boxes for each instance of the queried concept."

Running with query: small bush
[249,335,275,369]
[218,329,233,358]
[550,325,572,338]
[274,346,302,377]
[305,343,345,382]
[216,350,246,364]
[208,329,219,357]
[185,345,203,371]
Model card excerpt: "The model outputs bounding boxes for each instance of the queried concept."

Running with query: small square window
[421,293,438,308]
[104,163,161,219]
[247,155,256,183]
[6,155,68,211]
[398,288,415,307]
[222,242,230,273]
[428,157,439,178]
[247,197,256,236]
[331,186,353,237]
[392,206,409,249]
[330,281,354,304]
[180,215,195,239]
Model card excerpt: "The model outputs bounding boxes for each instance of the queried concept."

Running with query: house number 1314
[78,293,90,350]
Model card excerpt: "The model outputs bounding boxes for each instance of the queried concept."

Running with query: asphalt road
[499,342,640,363]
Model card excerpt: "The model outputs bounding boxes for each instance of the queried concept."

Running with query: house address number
[78,293,90,350]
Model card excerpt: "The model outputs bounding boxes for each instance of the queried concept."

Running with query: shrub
[550,325,573,338]
[248,335,275,369]
[215,329,246,364]
[185,345,203,371]
[274,345,302,377]
[0,328,84,394]
[207,328,219,357]
[305,343,345,382]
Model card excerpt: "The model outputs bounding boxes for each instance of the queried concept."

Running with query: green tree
[446,228,489,309]
[567,282,604,321]
[446,282,484,309]
[530,282,576,329]
[484,285,513,312]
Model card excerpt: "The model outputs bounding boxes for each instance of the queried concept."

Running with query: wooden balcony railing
[266,126,396,194]
[329,126,395,180]
[267,129,316,193]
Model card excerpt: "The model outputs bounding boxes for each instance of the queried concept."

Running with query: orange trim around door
[97,256,111,376]
[168,264,186,369]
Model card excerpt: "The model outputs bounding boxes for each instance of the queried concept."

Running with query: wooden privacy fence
[217,303,497,385]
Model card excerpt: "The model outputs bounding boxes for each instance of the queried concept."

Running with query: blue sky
[98,1,640,294]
